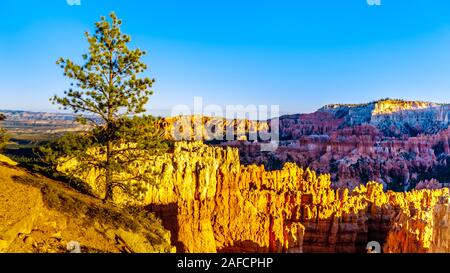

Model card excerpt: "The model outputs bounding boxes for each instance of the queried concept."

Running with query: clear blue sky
[1,0,450,115]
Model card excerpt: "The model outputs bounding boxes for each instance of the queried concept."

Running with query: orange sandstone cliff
[58,142,450,253]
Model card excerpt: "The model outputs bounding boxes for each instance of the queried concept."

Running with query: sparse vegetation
[0,114,9,151]
[0,160,172,253]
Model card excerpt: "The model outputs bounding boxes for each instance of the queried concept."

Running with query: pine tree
[52,12,169,202]
[0,114,8,151]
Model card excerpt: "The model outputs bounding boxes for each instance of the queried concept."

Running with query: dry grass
[0,155,172,253]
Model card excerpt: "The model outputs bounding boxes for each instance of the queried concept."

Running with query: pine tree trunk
[104,50,115,203]
[104,140,114,202]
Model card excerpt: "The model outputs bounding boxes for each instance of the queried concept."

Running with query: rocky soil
[0,155,173,253]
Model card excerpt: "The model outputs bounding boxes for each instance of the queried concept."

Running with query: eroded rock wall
[59,142,450,253]
[157,100,450,190]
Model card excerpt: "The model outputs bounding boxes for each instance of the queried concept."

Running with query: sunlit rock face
[384,195,450,253]
[429,202,450,252]
[320,99,450,133]
[58,142,450,253]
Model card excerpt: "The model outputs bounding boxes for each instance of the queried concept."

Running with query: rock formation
[59,141,450,253]
[181,99,450,190]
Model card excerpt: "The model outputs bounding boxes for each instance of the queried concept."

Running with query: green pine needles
[0,114,8,151]
[50,12,169,202]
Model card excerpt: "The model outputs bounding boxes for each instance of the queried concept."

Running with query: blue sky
[1,0,450,115]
